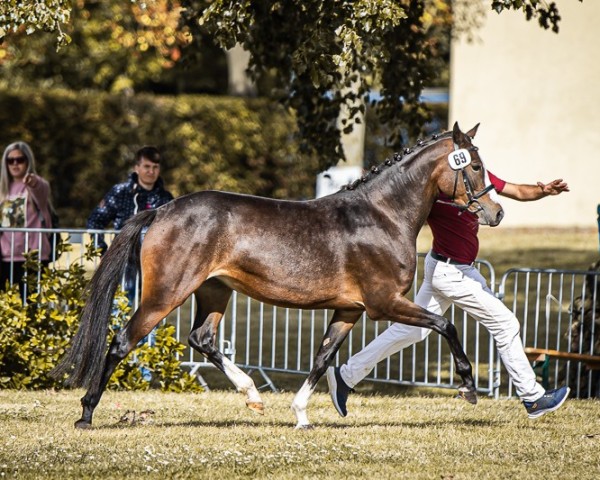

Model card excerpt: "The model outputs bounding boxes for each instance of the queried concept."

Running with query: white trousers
[340,252,545,402]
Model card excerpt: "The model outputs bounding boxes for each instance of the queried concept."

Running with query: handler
[327,173,570,419]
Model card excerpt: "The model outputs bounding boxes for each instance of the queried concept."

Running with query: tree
[179,0,448,169]
[0,0,72,47]
[183,0,581,168]
[0,1,215,94]
[0,0,582,169]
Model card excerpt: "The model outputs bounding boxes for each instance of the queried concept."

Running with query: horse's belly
[210,271,363,310]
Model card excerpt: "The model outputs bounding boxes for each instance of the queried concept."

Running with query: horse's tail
[51,209,158,388]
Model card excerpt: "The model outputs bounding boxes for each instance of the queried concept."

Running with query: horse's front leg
[372,295,477,404]
[188,280,264,414]
[291,309,362,429]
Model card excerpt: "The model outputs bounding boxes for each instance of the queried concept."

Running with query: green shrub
[0,89,321,227]
[108,324,201,393]
[0,242,201,392]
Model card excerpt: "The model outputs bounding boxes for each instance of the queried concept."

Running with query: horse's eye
[471,164,482,172]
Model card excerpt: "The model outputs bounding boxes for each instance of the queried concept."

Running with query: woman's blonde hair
[0,141,38,202]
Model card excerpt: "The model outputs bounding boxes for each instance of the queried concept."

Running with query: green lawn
[1,389,598,479]
[2,228,599,478]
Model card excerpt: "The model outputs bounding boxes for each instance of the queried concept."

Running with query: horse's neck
[369,150,441,233]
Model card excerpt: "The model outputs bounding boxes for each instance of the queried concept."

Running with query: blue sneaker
[326,366,353,417]
[523,386,570,419]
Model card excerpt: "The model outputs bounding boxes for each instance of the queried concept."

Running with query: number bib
[447,149,472,170]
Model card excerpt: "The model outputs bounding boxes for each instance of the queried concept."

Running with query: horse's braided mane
[340,130,452,192]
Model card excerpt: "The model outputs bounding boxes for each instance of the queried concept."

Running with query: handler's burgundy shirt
[428,171,506,264]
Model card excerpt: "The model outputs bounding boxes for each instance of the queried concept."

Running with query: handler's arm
[500,178,569,201]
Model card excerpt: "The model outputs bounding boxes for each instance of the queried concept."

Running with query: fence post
[597,204,600,251]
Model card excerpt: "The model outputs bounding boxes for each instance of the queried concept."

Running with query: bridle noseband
[436,143,495,215]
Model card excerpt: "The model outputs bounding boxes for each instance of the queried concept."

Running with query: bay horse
[52,122,504,429]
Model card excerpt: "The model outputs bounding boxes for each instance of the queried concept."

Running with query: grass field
[1,389,599,479]
[2,228,599,479]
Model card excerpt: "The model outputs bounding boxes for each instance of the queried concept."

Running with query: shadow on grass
[90,415,509,431]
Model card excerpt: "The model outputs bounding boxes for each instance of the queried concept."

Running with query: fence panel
[0,227,116,297]
[214,254,497,396]
[0,228,498,396]
[498,268,600,399]
[6,227,599,399]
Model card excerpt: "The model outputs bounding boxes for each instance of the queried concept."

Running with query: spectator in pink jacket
[0,141,53,296]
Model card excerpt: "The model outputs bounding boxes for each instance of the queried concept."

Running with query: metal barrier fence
[0,227,498,396]
[0,227,117,301]
[2,227,598,398]
[498,268,600,399]
[176,255,497,397]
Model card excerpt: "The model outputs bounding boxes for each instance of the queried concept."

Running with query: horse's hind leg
[188,278,264,414]
[77,260,200,429]
[291,309,362,429]
[380,295,477,404]
[76,302,179,428]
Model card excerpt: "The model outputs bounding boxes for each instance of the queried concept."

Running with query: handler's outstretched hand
[537,179,569,196]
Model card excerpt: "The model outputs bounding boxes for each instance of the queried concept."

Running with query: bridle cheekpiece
[436,141,495,215]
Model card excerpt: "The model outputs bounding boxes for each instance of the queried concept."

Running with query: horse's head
[436,122,504,226]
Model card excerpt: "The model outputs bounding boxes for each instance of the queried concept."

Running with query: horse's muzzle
[481,207,504,227]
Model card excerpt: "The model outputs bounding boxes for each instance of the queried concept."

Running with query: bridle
[436,143,495,215]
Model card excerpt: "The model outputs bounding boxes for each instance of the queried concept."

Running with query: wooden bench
[524,347,600,390]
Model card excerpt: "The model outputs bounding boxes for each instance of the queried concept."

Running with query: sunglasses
[7,156,27,166]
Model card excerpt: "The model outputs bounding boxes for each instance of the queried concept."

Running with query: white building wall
[450,0,600,227]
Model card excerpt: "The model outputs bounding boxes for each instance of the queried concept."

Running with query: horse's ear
[465,123,480,139]
[452,122,462,145]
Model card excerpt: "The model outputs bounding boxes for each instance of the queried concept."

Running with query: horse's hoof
[294,423,315,430]
[246,401,265,415]
[74,419,92,429]
[456,388,478,405]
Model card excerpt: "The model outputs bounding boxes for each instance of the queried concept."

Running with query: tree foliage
[0,0,72,46]
[0,1,218,94]
[180,0,450,166]
[490,1,582,34]
[0,0,583,168]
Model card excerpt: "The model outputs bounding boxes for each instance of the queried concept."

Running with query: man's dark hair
[135,146,161,165]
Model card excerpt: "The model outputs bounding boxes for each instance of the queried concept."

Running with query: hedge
[0,89,322,227]
[0,89,447,227]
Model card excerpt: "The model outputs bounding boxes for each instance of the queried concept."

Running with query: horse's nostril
[496,209,505,224]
